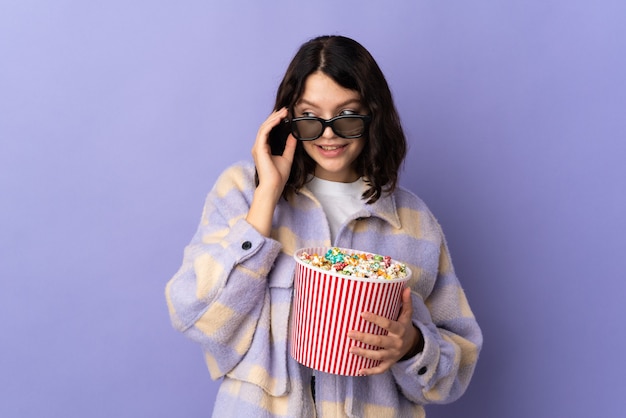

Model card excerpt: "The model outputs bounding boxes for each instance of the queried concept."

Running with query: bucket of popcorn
[290,247,411,376]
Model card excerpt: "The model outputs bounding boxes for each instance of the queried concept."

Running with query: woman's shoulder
[218,160,256,180]
[211,160,257,193]
[392,185,431,213]
[391,185,444,234]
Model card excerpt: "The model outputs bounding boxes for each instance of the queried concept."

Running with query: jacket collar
[299,184,402,229]
[361,189,401,229]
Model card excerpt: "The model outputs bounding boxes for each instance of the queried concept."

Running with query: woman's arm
[247,107,297,236]
[345,207,483,404]
[165,163,283,379]
[390,238,483,405]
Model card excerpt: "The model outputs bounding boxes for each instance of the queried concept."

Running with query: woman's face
[294,71,366,183]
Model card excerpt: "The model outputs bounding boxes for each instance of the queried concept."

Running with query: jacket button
[418,366,427,375]
[242,241,252,250]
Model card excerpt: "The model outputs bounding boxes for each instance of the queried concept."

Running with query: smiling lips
[319,144,347,151]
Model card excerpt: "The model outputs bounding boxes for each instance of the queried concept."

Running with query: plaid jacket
[166,161,482,417]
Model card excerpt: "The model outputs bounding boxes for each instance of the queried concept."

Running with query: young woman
[166,35,482,418]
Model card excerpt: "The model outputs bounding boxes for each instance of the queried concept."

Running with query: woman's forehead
[296,72,361,109]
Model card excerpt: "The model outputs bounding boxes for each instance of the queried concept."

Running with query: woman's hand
[251,107,297,197]
[347,287,423,376]
[246,108,297,237]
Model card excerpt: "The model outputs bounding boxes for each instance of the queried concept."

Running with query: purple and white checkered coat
[166,161,482,417]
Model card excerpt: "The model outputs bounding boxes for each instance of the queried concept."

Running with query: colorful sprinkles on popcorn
[298,247,408,280]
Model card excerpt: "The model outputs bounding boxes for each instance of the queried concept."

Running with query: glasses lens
[333,116,366,138]
[293,119,323,140]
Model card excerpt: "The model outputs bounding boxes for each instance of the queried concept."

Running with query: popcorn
[298,247,407,280]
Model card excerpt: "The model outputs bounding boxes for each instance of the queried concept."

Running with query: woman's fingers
[252,107,289,155]
[252,108,294,190]
[347,287,419,375]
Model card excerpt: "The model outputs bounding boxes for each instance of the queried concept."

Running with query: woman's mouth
[315,143,349,158]
[318,144,346,151]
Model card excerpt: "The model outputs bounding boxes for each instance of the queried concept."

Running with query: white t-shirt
[306,176,366,381]
[306,176,366,243]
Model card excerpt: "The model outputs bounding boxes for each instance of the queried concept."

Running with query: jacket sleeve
[391,233,483,405]
[165,163,283,379]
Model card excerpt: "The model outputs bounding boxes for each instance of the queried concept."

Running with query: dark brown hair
[275,35,407,203]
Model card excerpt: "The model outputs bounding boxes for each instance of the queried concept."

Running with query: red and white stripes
[290,247,410,376]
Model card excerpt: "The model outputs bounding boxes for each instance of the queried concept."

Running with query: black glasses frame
[290,114,371,141]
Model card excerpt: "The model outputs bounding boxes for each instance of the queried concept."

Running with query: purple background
[1,1,625,417]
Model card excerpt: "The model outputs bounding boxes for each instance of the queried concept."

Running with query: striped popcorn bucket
[290,247,411,376]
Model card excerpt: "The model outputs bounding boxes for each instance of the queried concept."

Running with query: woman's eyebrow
[297,98,362,109]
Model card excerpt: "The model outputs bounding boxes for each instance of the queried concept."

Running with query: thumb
[281,135,297,162]
[398,287,413,323]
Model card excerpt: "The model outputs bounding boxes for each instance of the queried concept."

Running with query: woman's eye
[301,111,315,117]
[339,109,357,116]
